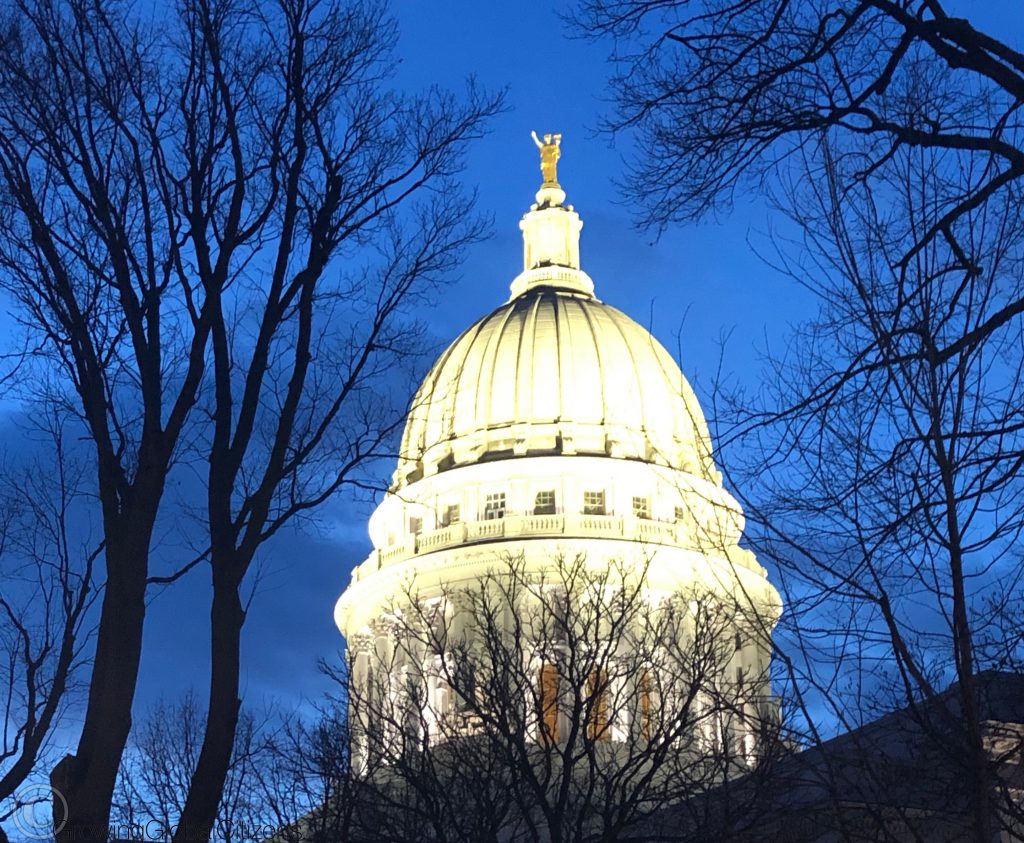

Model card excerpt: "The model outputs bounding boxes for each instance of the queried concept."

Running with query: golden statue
[531,131,562,185]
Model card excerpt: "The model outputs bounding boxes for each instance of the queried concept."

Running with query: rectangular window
[639,670,654,741]
[454,661,476,713]
[539,663,560,743]
[587,668,610,742]
[583,490,606,515]
[484,493,506,520]
[534,490,556,515]
[434,683,450,718]
[409,516,422,535]
[427,604,446,653]
[674,506,686,522]
[735,631,744,652]
[441,504,461,527]
[632,496,651,519]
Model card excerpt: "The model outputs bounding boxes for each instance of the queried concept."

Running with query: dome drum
[351,454,752,597]
[338,533,779,638]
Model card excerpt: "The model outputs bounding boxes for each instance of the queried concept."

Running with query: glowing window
[639,670,654,741]
[587,668,610,741]
[583,490,605,515]
[539,662,560,743]
[632,496,651,519]
[534,490,556,515]
[484,493,506,520]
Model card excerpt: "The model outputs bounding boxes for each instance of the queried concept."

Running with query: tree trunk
[172,565,244,843]
[53,534,149,843]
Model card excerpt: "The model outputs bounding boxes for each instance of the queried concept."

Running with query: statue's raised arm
[531,131,562,186]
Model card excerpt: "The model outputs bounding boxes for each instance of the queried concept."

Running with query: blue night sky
[130,1,1024,720]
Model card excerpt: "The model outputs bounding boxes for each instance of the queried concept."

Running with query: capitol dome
[335,134,781,775]
[337,133,779,641]
[395,286,719,490]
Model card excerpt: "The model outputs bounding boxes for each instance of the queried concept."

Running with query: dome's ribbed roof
[394,286,718,488]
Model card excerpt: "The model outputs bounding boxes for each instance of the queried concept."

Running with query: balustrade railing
[348,512,702,582]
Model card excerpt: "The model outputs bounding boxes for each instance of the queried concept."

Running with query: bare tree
[112,690,377,843]
[0,411,96,843]
[257,700,374,843]
[572,3,1024,839]
[347,552,782,843]
[169,1,499,835]
[0,0,499,838]
[713,135,1024,841]
[112,693,280,843]
[578,1,1024,299]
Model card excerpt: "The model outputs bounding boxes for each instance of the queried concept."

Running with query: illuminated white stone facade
[334,136,781,754]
